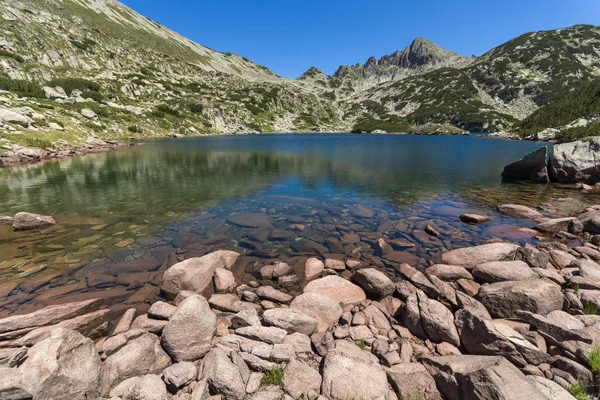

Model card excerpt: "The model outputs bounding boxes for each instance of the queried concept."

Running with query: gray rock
[99,333,171,396]
[303,275,366,305]
[455,309,549,367]
[80,108,97,119]
[147,301,177,320]
[209,294,259,313]
[404,291,460,347]
[0,367,31,400]
[472,261,536,283]
[305,258,325,280]
[425,264,473,281]
[516,310,596,343]
[0,298,100,334]
[161,362,197,393]
[20,328,101,400]
[161,295,216,362]
[527,375,578,400]
[0,347,27,368]
[263,308,318,336]
[202,348,246,400]
[351,268,395,299]
[498,204,543,219]
[387,362,442,400]
[502,147,549,183]
[440,243,520,267]
[214,268,237,292]
[423,355,549,400]
[321,350,388,400]
[255,286,294,304]
[130,314,167,334]
[578,209,600,234]
[123,374,168,400]
[12,212,56,231]
[42,86,67,100]
[549,138,600,183]
[161,250,240,299]
[477,279,564,318]
[282,360,322,400]
[535,217,583,235]
[235,326,287,344]
[113,308,137,335]
[231,308,261,329]
[0,108,33,127]
[290,292,343,333]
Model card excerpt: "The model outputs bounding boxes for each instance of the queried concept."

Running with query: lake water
[0,134,594,318]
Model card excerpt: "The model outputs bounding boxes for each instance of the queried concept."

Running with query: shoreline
[0,130,556,171]
[0,199,599,399]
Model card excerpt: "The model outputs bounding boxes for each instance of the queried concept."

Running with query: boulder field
[7,204,600,399]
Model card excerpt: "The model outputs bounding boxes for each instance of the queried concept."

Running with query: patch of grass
[128,125,142,133]
[261,366,284,387]
[0,49,24,63]
[47,78,101,94]
[356,339,369,350]
[573,283,580,295]
[569,381,592,400]
[23,137,53,149]
[590,343,600,375]
[0,76,45,98]
[584,301,598,315]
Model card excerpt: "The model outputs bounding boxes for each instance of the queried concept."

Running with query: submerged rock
[12,212,56,231]
[501,147,549,183]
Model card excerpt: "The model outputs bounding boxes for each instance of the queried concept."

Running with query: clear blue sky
[120,0,599,78]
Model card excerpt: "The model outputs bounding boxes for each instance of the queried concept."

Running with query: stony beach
[2,192,600,400]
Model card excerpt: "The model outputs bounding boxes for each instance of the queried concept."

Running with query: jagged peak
[298,66,326,79]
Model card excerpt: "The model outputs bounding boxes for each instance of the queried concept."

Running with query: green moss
[569,381,592,400]
[0,49,24,62]
[47,78,101,94]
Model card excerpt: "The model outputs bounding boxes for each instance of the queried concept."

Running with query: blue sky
[120,0,599,78]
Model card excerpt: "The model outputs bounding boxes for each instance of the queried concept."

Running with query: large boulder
[99,333,171,396]
[161,250,240,299]
[472,261,536,283]
[549,138,600,183]
[20,328,100,400]
[161,295,216,362]
[201,348,246,400]
[578,209,600,235]
[455,309,549,367]
[263,308,317,336]
[0,108,33,127]
[12,212,56,231]
[303,275,366,305]
[405,291,460,347]
[282,360,322,400]
[321,350,388,400]
[423,355,549,400]
[290,292,343,333]
[501,147,549,183]
[351,268,395,299]
[121,374,169,400]
[440,243,520,267]
[477,280,563,318]
[387,363,442,400]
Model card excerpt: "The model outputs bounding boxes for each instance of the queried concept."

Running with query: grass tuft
[261,366,284,387]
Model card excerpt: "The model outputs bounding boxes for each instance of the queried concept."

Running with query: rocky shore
[0,139,132,168]
[3,201,600,399]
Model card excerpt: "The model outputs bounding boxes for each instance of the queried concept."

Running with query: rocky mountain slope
[0,0,599,157]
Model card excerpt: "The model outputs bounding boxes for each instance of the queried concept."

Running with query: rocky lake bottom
[4,134,600,399]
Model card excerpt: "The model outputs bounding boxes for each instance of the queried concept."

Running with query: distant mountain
[0,0,598,149]
[331,37,472,86]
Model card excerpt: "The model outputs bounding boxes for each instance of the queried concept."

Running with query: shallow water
[0,133,596,317]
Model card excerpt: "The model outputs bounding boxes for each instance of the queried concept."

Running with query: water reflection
[0,134,589,317]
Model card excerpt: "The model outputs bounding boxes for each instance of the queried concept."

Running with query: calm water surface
[0,134,593,317]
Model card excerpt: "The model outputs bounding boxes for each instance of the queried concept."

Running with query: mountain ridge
[0,0,598,154]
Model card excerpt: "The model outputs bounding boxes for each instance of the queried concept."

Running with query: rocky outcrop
[549,138,600,183]
[502,147,549,183]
